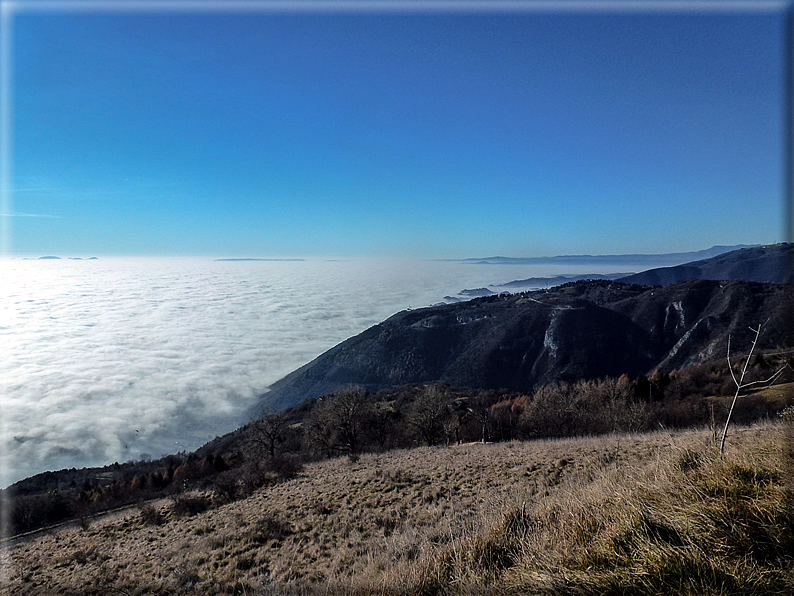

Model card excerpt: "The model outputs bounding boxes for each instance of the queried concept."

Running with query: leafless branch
[720,320,780,456]
[726,335,740,387]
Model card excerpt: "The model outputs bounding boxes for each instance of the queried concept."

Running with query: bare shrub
[266,453,304,480]
[225,452,305,501]
[211,469,242,503]
[170,494,211,518]
[139,503,165,526]
[721,323,789,455]
[245,514,292,544]
[778,404,794,423]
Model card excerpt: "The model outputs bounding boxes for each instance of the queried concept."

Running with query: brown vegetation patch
[3,423,791,595]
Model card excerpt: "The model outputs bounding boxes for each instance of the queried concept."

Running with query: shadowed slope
[258,278,793,412]
[618,243,794,286]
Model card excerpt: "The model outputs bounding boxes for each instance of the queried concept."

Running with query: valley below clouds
[2,256,639,487]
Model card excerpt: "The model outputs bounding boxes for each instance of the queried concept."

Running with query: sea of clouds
[1,256,637,487]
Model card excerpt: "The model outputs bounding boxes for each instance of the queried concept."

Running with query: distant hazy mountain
[256,278,793,412]
[498,272,629,289]
[454,245,756,266]
[215,258,305,262]
[618,244,793,286]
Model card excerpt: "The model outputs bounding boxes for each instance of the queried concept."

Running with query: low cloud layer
[1,257,634,487]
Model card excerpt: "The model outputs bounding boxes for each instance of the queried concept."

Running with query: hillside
[257,278,794,412]
[3,422,791,595]
[6,362,792,544]
[617,243,794,285]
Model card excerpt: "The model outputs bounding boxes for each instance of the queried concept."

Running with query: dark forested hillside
[257,278,794,412]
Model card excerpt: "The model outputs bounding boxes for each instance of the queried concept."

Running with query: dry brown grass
[2,422,791,595]
[748,381,794,406]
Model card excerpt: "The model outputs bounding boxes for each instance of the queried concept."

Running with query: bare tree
[248,410,288,459]
[407,385,449,446]
[441,411,463,446]
[467,391,499,444]
[305,386,374,457]
[720,321,789,456]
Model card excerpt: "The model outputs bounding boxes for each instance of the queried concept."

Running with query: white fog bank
[1,256,639,486]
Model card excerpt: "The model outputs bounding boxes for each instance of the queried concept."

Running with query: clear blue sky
[3,1,787,258]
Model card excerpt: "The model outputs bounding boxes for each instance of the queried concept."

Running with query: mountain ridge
[256,277,793,412]
[617,243,793,285]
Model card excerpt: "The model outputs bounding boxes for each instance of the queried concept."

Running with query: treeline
[3,352,792,539]
[1,442,302,538]
[290,351,793,457]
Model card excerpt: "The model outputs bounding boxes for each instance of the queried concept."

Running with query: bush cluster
[294,352,792,457]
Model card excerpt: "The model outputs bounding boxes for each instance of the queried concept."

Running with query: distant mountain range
[483,244,790,291]
[215,258,305,262]
[454,244,756,266]
[22,256,99,260]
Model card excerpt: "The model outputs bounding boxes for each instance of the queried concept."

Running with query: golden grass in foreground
[2,423,791,595]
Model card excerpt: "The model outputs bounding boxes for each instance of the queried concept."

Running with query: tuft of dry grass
[394,424,793,596]
[2,422,791,595]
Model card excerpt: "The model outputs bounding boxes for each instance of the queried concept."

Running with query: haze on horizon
[1,1,788,259]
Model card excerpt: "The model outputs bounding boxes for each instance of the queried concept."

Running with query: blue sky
[2,1,788,258]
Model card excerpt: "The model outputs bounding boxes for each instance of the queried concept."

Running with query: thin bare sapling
[720,321,789,456]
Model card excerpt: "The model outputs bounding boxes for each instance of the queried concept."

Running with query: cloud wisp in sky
[1,212,61,218]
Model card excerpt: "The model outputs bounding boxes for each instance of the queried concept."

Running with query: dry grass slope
[2,423,791,595]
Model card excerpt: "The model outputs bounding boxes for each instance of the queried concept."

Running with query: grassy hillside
[3,422,792,595]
